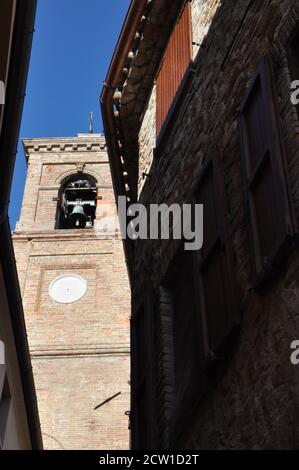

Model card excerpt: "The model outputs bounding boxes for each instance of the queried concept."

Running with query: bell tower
[12,134,130,450]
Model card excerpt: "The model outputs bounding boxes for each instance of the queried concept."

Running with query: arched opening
[55,173,97,229]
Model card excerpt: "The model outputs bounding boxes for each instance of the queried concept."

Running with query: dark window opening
[288,25,299,82]
[131,295,156,450]
[56,174,97,230]
[160,247,203,436]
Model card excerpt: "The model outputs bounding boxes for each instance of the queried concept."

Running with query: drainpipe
[100,0,149,283]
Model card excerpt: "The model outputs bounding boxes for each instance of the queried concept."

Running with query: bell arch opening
[55,173,97,229]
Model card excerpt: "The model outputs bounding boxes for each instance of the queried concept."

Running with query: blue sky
[9,0,130,229]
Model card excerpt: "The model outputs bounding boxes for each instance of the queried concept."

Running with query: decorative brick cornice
[23,133,107,160]
[12,230,119,243]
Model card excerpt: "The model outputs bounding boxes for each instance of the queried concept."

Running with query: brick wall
[13,135,131,450]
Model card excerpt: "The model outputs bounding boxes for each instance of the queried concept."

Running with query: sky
[9,0,131,229]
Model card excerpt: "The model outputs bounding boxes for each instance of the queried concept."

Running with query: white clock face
[49,275,87,304]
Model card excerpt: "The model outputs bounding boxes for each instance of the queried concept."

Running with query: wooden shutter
[152,286,175,449]
[131,290,155,450]
[239,55,295,287]
[156,0,192,136]
[159,248,206,442]
[194,150,239,357]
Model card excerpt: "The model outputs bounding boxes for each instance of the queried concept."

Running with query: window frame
[158,247,206,445]
[150,150,239,446]
[239,55,296,289]
[192,149,240,360]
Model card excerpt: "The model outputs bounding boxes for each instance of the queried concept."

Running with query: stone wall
[133,0,299,449]
[191,0,221,58]
[138,85,156,195]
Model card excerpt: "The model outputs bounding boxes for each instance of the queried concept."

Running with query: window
[146,151,239,446]
[193,151,239,357]
[156,0,192,136]
[56,174,97,229]
[131,293,156,450]
[239,55,295,287]
[156,248,206,442]
[131,257,201,449]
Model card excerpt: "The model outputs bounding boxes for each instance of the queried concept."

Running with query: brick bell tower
[12,133,130,450]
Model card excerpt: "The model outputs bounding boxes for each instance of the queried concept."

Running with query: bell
[68,204,87,228]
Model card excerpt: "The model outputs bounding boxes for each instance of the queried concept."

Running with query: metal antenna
[89,111,93,134]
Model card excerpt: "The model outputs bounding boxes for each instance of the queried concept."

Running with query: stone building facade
[13,134,130,450]
[102,0,299,449]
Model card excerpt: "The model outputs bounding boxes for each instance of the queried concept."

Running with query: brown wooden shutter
[131,289,156,450]
[156,0,192,136]
[194,150,239,357]
[239,55,296,287]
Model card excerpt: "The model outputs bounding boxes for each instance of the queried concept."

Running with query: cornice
[22,134,107,160]
[12,230,121,242]
[30,344,130,358]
